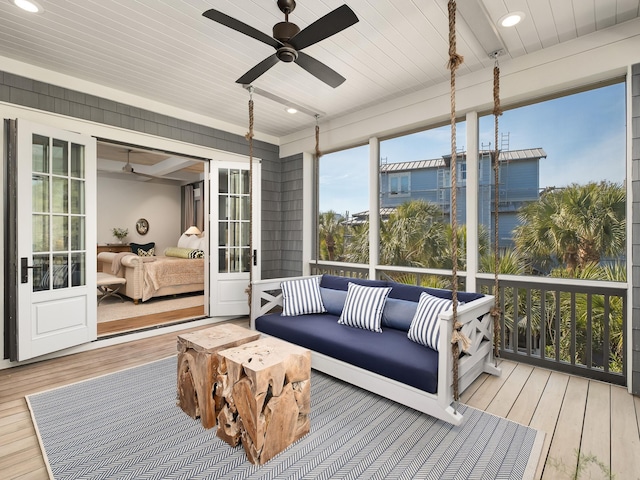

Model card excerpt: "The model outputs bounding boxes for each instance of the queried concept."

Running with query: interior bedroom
[95,141,207,337]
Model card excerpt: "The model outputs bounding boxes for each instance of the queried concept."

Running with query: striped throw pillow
[407,292,455,351]
[281,277,327,316]
[338,283,392,333]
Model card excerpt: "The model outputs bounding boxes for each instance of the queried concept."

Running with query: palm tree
[379,200,446,267]
[513,182,625,274]
[318,211,345,261]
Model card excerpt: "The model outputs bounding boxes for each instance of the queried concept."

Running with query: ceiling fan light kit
[203,1,359,88]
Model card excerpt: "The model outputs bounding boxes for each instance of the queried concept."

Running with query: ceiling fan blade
[236,54,280,85]
[203,9,282,49]
[295,52,346,88]
[289,4,359,51]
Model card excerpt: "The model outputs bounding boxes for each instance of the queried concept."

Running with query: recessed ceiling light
[499,11,524,28]
[285,107,298,114]
[11,0,43,13]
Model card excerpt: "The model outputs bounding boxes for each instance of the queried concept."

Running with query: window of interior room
[477,81,626,282]
[378,122,467,284]
[317,144,369,264]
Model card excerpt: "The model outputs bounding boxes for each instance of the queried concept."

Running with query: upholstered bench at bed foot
[96,272,127,305]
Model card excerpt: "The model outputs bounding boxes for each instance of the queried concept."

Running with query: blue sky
[319,82,626,215]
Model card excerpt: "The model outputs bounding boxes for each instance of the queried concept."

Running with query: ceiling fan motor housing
[273,21,300,62]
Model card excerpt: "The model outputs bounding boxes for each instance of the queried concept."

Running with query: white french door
[14,119,97,361]
[209,160,261,316]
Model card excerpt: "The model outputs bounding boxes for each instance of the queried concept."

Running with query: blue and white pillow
[338,283,392,333]
[281,277,327,316]
[407,292,455,351]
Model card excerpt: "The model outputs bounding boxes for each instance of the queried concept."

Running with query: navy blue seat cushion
[256,313,439,394]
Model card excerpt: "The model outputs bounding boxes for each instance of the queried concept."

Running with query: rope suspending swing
[245,87,255,312]
[490,52,503,361]
[447,0,467,403]
[314,115,322,274]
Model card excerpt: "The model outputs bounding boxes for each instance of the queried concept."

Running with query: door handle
[253,249,257,266]
[20,257,40,284]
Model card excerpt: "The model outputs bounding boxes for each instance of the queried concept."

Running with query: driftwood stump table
[216,337,311,465]
[176,324,260,429]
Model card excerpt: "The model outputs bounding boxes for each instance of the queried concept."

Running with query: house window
[389,173,410,196]
[458,162,466,186]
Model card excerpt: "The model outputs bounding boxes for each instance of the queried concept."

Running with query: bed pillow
[281,277,326,316]
[177,233,191,249]
[338,283,391,333]
[130,242,155,256]
[164,247,204,259]
[407,292,455,351]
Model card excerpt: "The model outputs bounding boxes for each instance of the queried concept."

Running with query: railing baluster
[555,290,561,363]
[526,288,532,356]
[586,294,592,369]
[540,289,546,360]
[604,295,610,373]
[571,292,576,366]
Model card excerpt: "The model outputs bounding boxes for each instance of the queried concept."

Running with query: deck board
[0,319,638,480]
[610,385,640,479]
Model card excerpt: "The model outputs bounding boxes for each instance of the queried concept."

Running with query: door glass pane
[241,170,249,194]
[32,255,50,292]
[51,254,69,289]
[241,248,250,272]
[52,139,68,176]
[218,223,228,247]
[230,170,241,194]
[241,222,249,247]
[71,252,85,286]
[229,248,240,272]
[219,170,228,194]
[52,177,68,213]
[32,215,49,252]
[32,135,49,173]
[230,197,240,221]
[52,216,68,251]
[71,217,85,250]
[70,143,85,178]
[70,179,84,214]
[218,249,227,273]
[32,175,49,213]
[242,197,250,221]
[218,195,227,220]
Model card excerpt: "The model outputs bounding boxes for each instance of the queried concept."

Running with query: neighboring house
[375,148,547,248]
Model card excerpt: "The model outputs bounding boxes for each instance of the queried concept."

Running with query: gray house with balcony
[375,148,548,248]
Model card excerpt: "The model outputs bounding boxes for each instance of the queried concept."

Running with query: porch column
[466,111,479,293]
[302,151,314,276]
[369,137,380,279]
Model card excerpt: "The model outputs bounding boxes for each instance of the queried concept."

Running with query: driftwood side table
[176,324,260,429]
[216,336,311,465]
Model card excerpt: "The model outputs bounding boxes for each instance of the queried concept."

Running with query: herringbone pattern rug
[27,356,543,479]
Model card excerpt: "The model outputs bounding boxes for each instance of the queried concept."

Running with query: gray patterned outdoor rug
[27,356,544,479]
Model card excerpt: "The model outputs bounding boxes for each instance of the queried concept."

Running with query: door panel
[209,160,260,316]
[14,119,97,361]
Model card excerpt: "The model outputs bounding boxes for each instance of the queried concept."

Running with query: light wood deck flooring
[1,320,639,480]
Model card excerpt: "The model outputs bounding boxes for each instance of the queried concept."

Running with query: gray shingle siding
[279,153,304,278]
[633,62,640,395]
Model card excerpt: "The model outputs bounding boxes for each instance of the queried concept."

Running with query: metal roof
[380,148,547,172]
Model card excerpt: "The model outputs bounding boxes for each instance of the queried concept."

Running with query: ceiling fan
[202,0,359,88]
[122,150,158,179]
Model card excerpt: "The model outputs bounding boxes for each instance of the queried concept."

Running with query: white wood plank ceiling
[0,0,638,140]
